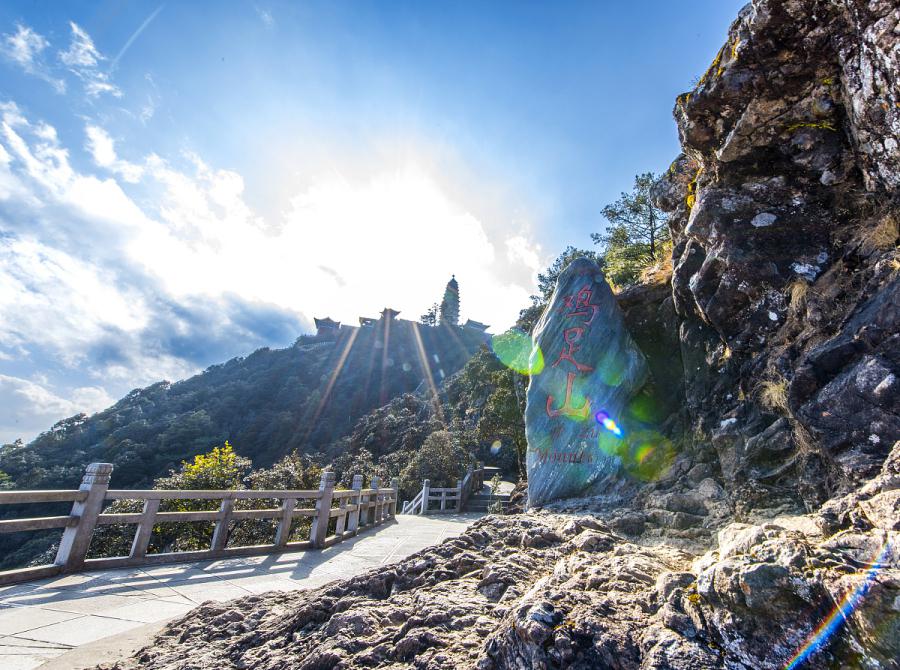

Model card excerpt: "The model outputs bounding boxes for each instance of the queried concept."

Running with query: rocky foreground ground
[102,442,897,670]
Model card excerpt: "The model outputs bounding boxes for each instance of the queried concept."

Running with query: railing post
[347,474,363,534]
[274,497,297,548]
[440,489,447,511]
[211,498,234,552]
[389,477,399,518]
[369,476,380,526]
[421,479,431,515]
[311,470,335,548]
[456,479,463,512]
[130,497,160,559]
[334,491,349,539]
[55,462,113,571]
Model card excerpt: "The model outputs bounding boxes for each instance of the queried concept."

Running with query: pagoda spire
[439,275,460,326]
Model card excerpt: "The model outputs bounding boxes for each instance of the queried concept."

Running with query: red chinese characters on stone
[558,287,600,325]
[551,327,593,373]
[546,286,601,420]
[546,371,591,419]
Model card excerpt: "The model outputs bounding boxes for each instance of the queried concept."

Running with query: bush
[399,430,473,500]
[89,444,325,558]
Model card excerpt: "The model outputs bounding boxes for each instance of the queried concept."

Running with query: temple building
[313,278,491,341]
[314,317,341,337]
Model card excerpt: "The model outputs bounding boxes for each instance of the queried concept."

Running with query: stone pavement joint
[0,513,482,670]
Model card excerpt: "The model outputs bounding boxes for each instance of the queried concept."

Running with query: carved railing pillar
[55,463,113,571]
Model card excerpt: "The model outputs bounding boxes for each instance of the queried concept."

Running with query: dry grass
[758,378,790,414]
[639,240,675,286]
[787,280,809,315]
[793,423,817,455]
[860,213,899,255]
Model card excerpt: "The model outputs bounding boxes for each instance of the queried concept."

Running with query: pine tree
[419,303,439,326]
[592,172,669,287]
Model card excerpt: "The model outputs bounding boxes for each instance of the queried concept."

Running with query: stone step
[469,494,511,501]
[465,496,511,512]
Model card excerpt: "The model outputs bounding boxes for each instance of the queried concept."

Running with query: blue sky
[0,0,745,443]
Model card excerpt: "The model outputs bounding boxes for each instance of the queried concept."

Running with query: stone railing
[0,463,398,587]
[402,464,485,515]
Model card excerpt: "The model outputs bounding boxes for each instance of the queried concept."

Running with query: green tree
[154,441,250,491]
[419,303,439,326]
[447,348,525,477]
[399,430,472,500]
[478,376,527,477]
[592,172,669,287]
[517,246,603,333]
[90,442,252,557]
[230,451,323,547]
[0,470,12,490]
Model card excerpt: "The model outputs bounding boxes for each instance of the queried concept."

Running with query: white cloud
[138,74,160,124]
[59,22,121,98]
[0,24,66,93]
[1,105,541,337]
[1,104,150,234]
[0,235,148,364]
[3,24,48,67]
[85,125,143,183]
[506,235,543,278]
[0,374,113,444]
[256,6,275,28]
[0,102,541,443]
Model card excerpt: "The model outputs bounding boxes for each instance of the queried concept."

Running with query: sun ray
[783,538,893,669]
[304,327,360,442]
[379,314,393,406]
[411,321,445,424]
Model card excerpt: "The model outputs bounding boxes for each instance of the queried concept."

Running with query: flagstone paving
[0,512,482,670]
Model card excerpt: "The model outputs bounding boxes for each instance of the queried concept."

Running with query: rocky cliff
[100,1,899,668]
[653,0,899,519]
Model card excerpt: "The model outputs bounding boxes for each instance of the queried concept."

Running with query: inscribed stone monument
[525,257,650,506]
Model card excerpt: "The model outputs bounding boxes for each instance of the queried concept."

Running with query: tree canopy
[592,172,669,287]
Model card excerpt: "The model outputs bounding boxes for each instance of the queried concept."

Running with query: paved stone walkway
[0,513,482,669]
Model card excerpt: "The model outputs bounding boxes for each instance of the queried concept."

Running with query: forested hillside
[0,319,488,492]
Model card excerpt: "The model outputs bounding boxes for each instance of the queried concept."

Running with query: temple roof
[463,319,489,331]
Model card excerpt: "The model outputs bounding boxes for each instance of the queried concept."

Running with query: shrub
[399,430,473,500]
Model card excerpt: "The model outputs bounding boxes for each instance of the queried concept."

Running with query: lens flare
[783,539,893,669]
[597,349,626,387]
[595,410,623,437]
[492,329,544,375]
[595,428,675,482]
[626,388,666,423]
[490,440,502,455]
[634,443,655,464]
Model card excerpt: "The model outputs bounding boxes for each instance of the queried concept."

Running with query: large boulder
[525,257,651,506]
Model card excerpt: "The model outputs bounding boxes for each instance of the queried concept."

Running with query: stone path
[0,512,482,669]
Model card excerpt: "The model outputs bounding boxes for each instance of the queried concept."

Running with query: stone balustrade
[402,463,486,514]
[0,463,398,587]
